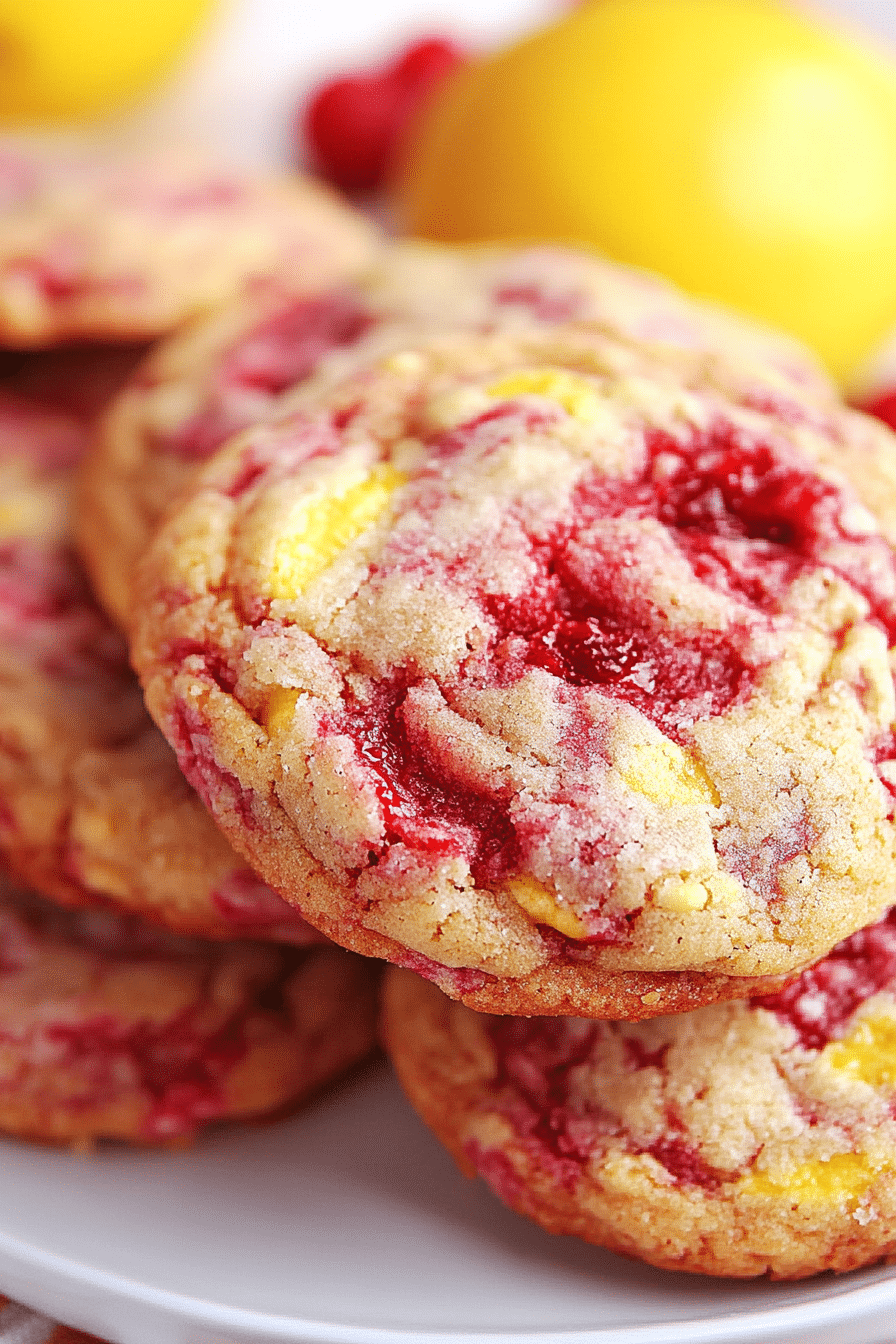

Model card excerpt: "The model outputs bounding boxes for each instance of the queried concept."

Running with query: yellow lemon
[398,0,896,381]
[0,0,214,121]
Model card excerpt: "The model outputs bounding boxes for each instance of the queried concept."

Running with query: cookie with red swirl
[382,906,896,1279]
[78,241,832,629]
[133,323,896,1016]
[0,880,377,1146]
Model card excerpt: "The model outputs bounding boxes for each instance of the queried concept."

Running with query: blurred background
[6,0,896,384]
[123,0,896,164]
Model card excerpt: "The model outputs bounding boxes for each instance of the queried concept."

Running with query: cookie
[382,903,896,1280]
[0,879,378,1145]
[0,146,378,346]
[78,241,834,629]
[132,323,896,1016]
[0,386,319,943]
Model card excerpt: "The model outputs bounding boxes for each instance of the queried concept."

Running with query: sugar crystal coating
[133,319,896,1016]
[382,907,896,1278]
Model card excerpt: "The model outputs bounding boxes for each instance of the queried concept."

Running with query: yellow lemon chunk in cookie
[503,873,589,939]
[487,369,601,422]
[269,464,406,600]
[741,1152,885,1206]
[651,870,745,915]
[618,740,719,808]
[0,494,30,537]
[824,1014,896,1089]
[263,687,301,739]
[650,876,710,914]
[0,476,64,539]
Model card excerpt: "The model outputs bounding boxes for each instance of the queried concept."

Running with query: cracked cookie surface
[382,907,896,1279]
[133,324,896,1016]
[0,384,320,943]
[0,879,378,1145]
[78,241,833,629]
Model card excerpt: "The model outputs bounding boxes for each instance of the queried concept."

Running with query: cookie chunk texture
[133,325,896,1015]
[79,241,833,628]
[0,147,378,347]
[382,906,896,1279]
[0,881,378,1146]
[0,386,320,943]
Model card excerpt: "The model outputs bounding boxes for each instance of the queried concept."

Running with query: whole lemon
[398,0,896,380]
[0,0,214,122]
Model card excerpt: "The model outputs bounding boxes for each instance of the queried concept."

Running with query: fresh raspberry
[392,37,466,87]
[302,36,466,195]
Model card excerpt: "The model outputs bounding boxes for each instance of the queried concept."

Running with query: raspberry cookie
[0,146,377,346]
[79,242,834,629]
[133,326,896,1017]
[0,388,319,942]
[0,880,378,1146]
[382,905,896,1279]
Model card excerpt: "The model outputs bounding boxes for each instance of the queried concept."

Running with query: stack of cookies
[0,146,382,1144]
[5,144,896,1282]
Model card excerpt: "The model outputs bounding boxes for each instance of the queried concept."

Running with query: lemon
[0,0,214,122]
[398,0,896,381]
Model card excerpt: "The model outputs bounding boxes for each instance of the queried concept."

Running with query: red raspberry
[302,35,466,195]
[393,37,466,87]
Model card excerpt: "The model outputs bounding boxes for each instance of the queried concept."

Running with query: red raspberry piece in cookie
[382,904,896,1279]
[0,147,378,347]
[0,382,321,944]
[0,881,378,1146]
[132,321,896,1016]
[79,240,834,630]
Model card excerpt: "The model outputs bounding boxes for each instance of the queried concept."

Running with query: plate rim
[3,1221,896,1344]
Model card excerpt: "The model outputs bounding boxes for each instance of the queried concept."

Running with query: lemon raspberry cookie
[0,387,318,942]
[133,326,896,1016]
[382,904,896,1279]
[0,146,377,346]
[78,241,834,629]
[0,879,378,1145]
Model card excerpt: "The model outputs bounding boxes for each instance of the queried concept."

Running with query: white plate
[6,2,896,1341]
[1,1058,896,1344]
